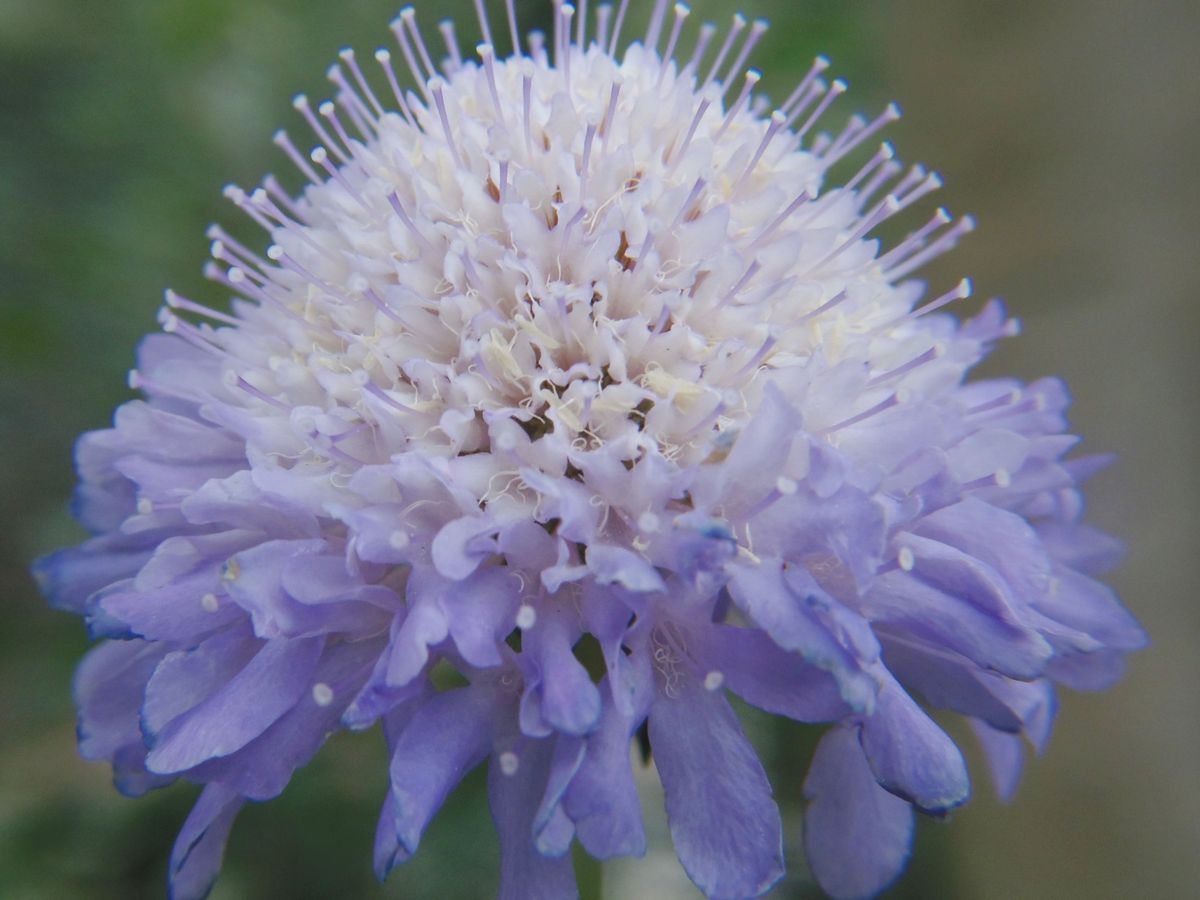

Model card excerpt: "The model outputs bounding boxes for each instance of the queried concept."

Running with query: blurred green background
[1,0,1196,897]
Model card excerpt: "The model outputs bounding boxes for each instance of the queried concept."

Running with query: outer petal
[488,738,579,900]
[168,784,245,900]
[859,677,970,813]
[649,670,784,900]
[388,686,493,854]
[969,719,1025,803]
[693,623,851,721]
[803,726,914,900]
[146,636,323,774]
[563,672,652,859]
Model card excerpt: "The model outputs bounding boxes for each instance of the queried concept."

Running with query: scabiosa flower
[34,1,1146,898]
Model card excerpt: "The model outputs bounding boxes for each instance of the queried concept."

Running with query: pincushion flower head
[34,1,1146,898]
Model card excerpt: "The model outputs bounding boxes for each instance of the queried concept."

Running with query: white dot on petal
[312,682,334,706]
[200,592,220,613]
[136,498,154,515]
[775,476,797,496]
[499,751,519,776]
[703,670,725,691]
[897,546,915,571]
[389,530,410,550]
[516,604,537,630]
[994,468,1012,488]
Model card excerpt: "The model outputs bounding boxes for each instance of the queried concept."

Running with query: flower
[33,1,1146,898]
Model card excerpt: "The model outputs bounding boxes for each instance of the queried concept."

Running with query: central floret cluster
[36,3,1144,899]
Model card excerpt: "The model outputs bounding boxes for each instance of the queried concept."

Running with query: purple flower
[34,2,1145,898]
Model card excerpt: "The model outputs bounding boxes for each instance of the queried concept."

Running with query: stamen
[715,69,761,138]
[719,18,769,98]
[719,259,762,306]
[200,593,221,613]
[844,142,896,191]
[867,342,945,386]
[823,102,902,166]
[782,55,830,114]
[439,20,463,71]
[164,289,239,326]
[430,78,464,168]
[579,122,598,201]
[595,4,612,50]
[400,7,437,81]
[272,129,322,184]
[374,49,417,125]
[576,0,588,48]
[819,391,904,434]
[904,278,973,320]
[748,189,811,249]
[685,22,717,74]
[521,64,535,156]
[792,78,847,141]
[884,215,975,280]
[505,0,522,56]
[701,13,747,92]
[477,44,507,125]
[897,546,915,571]
[703,670,725,691]
[388,192,435,252]
[659,4,691,83]
[608,0,631,57]
[292,94,347,164]
[317,100,357,158]
[473,0,494,47]
[797,289,848,323]
[645,0,670,52]
[389,15,429,98]
[262,175,304,219]
[668,96,710,167]
[326,65,377,136]
[733,110,786,190]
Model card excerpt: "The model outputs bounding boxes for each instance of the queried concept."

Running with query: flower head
[35,2,1145,898]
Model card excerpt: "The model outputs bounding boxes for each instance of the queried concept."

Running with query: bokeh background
[2,0,1196,897]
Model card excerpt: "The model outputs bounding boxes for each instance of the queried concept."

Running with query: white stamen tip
[958,277,973,297]
[897,546,915,571]
[499,751,520,776]
[136,498,154,515]
[389,530,410,550]
[312,682,334,706]
[127,369,141,389]
[994,468,1012,488]
[775,476,798,496]
[310,146,328,164]
[516,604,537,630]
[703,670,725,691]
[267,245,284,261]
[200,592,220,613]
[375,48,391,62]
